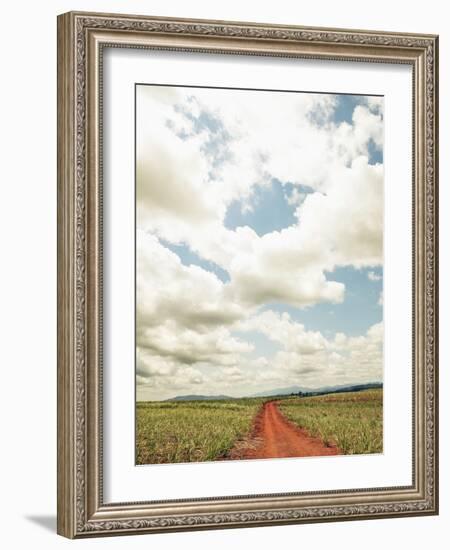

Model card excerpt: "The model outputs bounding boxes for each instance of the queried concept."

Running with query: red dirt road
[228,401,340,460]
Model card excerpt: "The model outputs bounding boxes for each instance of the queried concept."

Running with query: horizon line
[137,380,383,403]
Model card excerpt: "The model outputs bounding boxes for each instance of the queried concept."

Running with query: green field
[136,389,383,464]
[136,398,263,465]
[278,389,383,455]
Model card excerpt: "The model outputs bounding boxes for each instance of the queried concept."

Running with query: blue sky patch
[262,266,383,337]
[333,94,363,125]
[224,178,299,236]
[171,101,232,173]
[161,239,230,283]
[368,138,383,165]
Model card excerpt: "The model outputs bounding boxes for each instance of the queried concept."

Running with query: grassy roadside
[278,389,383,455]
[136,398,263,464]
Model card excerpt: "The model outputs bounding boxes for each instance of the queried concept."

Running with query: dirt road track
[228,401,340,460]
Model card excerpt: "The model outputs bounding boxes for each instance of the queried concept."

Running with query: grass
[278,389,383,455]
[136,398,263,465]
[136,389,383,464]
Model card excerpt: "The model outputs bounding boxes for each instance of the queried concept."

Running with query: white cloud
[222,155,383,308]
[137,87,384,279]
[228,225,345,307]
[135,87,384,398]
[136,231,254,388]
[239,310,328,354]
[368,270,382,281]
[137,230,244,331]
[138,321,253,367]
[293,156,383,268]
[270,321,383,387]
[137,317,384,399]
[365,96,384,115]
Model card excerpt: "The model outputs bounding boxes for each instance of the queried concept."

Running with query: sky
[135,84,384,401]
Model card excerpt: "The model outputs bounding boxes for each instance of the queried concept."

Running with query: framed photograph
[57,11,439,538]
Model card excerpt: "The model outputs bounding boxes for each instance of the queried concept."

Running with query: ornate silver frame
[57,11,439,538]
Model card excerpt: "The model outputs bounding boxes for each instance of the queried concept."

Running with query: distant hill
[166,382,382,402]
[251,382,382,398]
[313,382,382,394]
[251,385,314,398]
[166,394,233,402]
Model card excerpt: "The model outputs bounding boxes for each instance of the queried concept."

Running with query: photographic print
[58,13,438,537]
[135,84,384,466]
